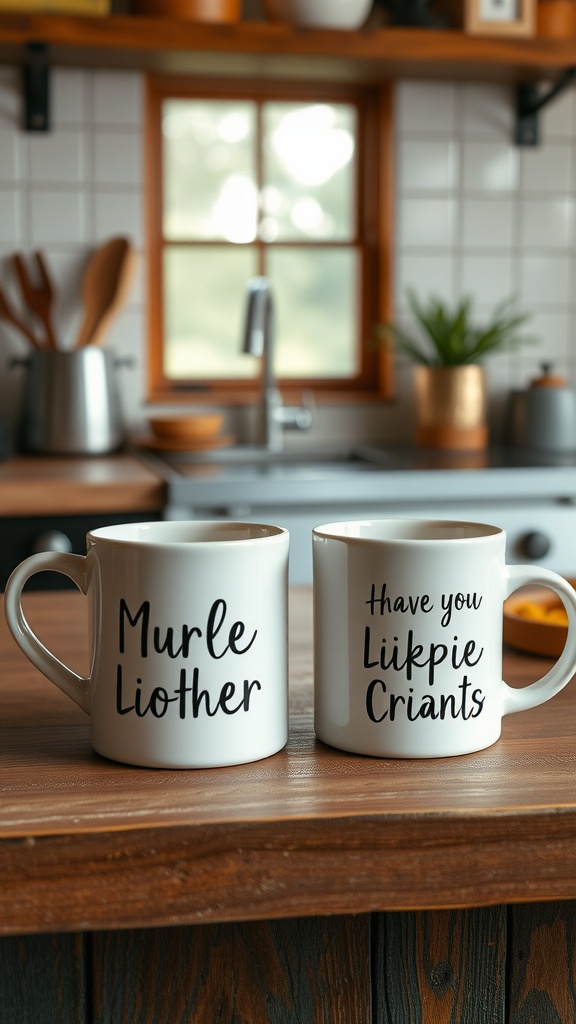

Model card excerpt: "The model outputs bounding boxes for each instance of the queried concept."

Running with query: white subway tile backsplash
[460,83,515,140]
[519,254,570,307]
[460,255,514,306]
[93,71,144,127]
[93,131,143,186]
[520,143,571,192]
[395,81,457,135]
[29,190,87,245]
[462,141,519,192]
[106,309,147,421]
[395,254,455,305]
[29,132,87,184]
[93,190,143,245]
[52,69,89,127]
[540,86,573,140]
[46,248,92,348]
[525,309,569,362]
[0,187,20,242]
[397,138,459,191]
[0,129,21,181]
[0,67,21,130]
[462,198,514,249]
[520,197,576,249]
[397,197,457,247]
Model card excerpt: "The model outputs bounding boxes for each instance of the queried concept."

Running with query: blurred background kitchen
[0,69,573,443]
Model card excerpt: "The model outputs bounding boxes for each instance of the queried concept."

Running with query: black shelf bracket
[23,42,50,133]
[516,67,576,145]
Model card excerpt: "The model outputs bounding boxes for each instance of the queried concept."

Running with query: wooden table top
[1,588,576,937]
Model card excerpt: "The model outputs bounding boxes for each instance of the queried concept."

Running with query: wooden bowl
[148,413,224,441]
[503,580,576,658]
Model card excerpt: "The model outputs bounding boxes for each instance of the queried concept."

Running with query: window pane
[261,102,357,243]
[163,245,259,380]
[163,100,257,242]
[267,247,359,379]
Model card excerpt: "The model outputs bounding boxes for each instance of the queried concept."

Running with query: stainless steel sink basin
[136,444,396,491]
[166,444,390,468]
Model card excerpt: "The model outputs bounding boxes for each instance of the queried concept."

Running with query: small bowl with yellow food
[503,579,575,657]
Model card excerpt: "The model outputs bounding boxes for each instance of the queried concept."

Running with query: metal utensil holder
[16,348,126,455]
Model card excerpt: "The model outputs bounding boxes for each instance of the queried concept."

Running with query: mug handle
[4,551,91,713]
[502,565,576,715]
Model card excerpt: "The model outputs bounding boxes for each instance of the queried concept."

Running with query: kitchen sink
[161,444,392,471]
[138,443,505,485]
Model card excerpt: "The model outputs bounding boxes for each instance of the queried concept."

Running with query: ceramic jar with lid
[504,363,576,452]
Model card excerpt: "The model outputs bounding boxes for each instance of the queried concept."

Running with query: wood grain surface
[0,17,575,81]
[2,590,576,936]
[0,455,164,516]
[0,932,86,1024]
[91,916,371,1024]
[508,902,576,1022]
[375,907,506,1023]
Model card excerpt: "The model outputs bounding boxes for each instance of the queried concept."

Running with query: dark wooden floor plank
[374,907,506,1023]
[0,932,86,1024]
[509,901,576,1023]
[92,915,371,1024]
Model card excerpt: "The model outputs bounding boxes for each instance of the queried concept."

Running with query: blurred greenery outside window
[146,79,388,400]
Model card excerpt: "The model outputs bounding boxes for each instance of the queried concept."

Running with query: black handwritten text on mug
[119,598,257,660]
[363,628,483,687]
[362,582,486,727]
[115,597,261,721]
[365,582,483,628]
[365,676,485,722]
[116,665,261,720]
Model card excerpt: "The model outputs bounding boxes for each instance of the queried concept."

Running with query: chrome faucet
[242,276,313,452]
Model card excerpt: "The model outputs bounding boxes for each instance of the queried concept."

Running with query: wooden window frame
[145,75,394,404]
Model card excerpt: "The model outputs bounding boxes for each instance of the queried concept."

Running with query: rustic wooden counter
[2,588,576,1022]
[0,454,165,516]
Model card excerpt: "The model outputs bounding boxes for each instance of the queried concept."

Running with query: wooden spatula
[74,237,136,348]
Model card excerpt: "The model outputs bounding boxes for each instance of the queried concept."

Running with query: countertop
[2,587,576,937]
[0,453,166,516]
[2,447,576,520]
[144,444,576,512]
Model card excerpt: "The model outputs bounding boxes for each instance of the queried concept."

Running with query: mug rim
[88,520,288,547]
[313,518,504,544]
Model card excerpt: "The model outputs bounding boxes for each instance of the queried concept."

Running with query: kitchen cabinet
[1,15,576,82]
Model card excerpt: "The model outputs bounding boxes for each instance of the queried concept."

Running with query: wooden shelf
[1,15,576,81]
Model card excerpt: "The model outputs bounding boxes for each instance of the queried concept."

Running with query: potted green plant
[378,290,533,451]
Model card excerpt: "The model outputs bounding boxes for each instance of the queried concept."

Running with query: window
[146,77,393,402]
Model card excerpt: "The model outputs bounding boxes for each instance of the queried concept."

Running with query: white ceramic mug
[5,520,289,768]
[313,519,576,758]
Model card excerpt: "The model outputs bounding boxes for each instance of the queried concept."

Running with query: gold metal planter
[414,364,488,451]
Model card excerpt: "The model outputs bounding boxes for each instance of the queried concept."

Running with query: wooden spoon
[74,237,136,349]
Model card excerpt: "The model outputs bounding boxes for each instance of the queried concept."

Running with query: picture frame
[464,0,536,36]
